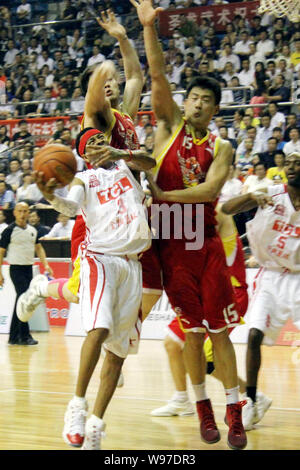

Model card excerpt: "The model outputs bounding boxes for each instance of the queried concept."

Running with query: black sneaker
[19,337,38,346]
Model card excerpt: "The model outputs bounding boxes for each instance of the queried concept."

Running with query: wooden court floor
[1,327,300,451]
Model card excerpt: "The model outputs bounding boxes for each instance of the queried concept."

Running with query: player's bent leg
[243,327,265,430]
[141,292,161,321]
[82,350,125,450]
[209,329,246,450]
[16,274,49,322]
[151,336,194,417]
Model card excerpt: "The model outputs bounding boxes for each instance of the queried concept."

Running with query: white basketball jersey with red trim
[76,160,151,256]
[246,184,300,272]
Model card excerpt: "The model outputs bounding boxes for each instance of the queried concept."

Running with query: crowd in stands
[0,0,300,236]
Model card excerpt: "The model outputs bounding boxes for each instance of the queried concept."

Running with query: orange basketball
[33,144,77,187]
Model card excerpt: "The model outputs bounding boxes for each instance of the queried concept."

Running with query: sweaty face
[184,87,218,130]
[285,154,300,188]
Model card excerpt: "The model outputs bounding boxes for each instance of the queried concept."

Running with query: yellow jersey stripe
[152,119,185,180]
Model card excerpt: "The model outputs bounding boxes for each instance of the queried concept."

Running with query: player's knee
[185,331,205,351]
[164,335,182,356]
[105,349,125,369]
[87,327,109,346]
[248,328,264,350]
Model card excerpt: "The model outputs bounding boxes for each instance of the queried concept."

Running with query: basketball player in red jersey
[132,0,247,450]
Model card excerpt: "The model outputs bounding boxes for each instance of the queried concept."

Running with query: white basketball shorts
[80,252,142,358]
[247,268,300,345]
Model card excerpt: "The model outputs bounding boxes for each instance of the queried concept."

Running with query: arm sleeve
[0,225,13,249]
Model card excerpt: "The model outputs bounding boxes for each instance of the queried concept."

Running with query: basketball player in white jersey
[222,151,300,430]
[32,129,155,450]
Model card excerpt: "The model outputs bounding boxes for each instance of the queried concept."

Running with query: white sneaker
[81,417,106,450]
[117,371,124,388]
[242,397,259,431]
[151,396,195,417]
[62,397,88,447]
[16,275,48,322]
[255,391,272,424]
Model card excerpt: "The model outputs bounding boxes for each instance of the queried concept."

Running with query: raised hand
[129,0,163,27]
[84,144,124,168]
[97,9,127,40]
[33,171,60,201]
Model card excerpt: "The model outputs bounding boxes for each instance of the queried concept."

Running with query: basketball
[33,144,77,187]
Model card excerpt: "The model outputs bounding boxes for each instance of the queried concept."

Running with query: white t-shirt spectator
[87,53,105,67]
[44,219,75,239]
[242,174,273,193]
[249,51,266,70]
[4,48,19,66]
[233,40,252,56]
[17,2,31,19]
[37,55,55,71]
[238,69,254,87]
[256,126,273,152]
[283,139,300,155]
[218,54,241,72]
[270,112,286,130]
[256,39,275,57]
[220,89,234,105]
[219,178,243,203]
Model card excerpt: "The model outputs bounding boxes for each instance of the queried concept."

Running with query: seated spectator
[69,116,81,142]
[41,214,75,240]
[172,53,186,84]
[61,0,77,20]
[16,0,32,24]
[266,74,291,113]
[218,126,237,150]
[70,87,85,114]
[256,113,274,152]
[170,82,185,107]
[219,78,234,106]
[235,137,257,166]
[284,113,298,141]
[52,119,66,140]
[184,36,202,61]
[28,208,50,237]
[16,172,34,202]
[219,164,242,203]
[250,88,267,118]
[283,127,300,155]
[238,58,254,87]
[164,38,183,65]
[5,159,23,191]
[233,30,252,59]
[0,209,8,235]
[144,135,155,155]
[236,126,261,156]
[11,120,32,148]
[0,125,10,146]
[276,58,293,87]
[230,76,244,104]
[256,30,275,59]
[258,136,279,168]
[4,40,19,68]
[37,49,55,72]
[0,181,15,209]
[291,39,300,68]
[239,110,261,132]
[272,127,287,150]
[266,150,287,183]
[242,162,273,193]
[5,79,16,103]
[252,61,269,92]
[221,62,236,84]
[16,89,38,117]
[37,88,57,116]
[249,43,266,71]
[180,66,197,89]
[40,64,55,88]
[87,45,105,68]
[135,114,152,143]
[56,87,71,115]
[20,158,31,173]
[268,102,285,130]
[217,43,241,73]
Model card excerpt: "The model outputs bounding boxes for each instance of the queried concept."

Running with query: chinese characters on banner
[158,0,260,36]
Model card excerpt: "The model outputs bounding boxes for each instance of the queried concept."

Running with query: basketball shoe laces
[201,401,218,430]
[228,402,245,435]
[68,406,87,436]
[25,289,44,313]
[85,424,106,449]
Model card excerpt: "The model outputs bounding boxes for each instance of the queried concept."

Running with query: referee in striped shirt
[0,202,53,345]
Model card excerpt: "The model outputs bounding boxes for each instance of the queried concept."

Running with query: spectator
[0,210,8,235]
[87,45,105,68]
[11,120,32,147]
[143,134,155,155]
[15,74,35,101]
[236,126,261,156]
[283,127,300,155]
[28,37,42,56]
[238,58,254,87]
[16,172,34,202]
[256,30,275,58]
[290,39,300,68]
[218,126,237,150]
[235,137,256,167]
[172,52,186,84]
[266,60,277,83]
[20,158,31,173]
[272,127,287,150]
[52,119,66,140]
[259,136,279,168]
[61,0,77,20]
[284,113,298,141]
[16,0,32,23]
[256,113,274,152]
[0,125,10,146]
[70,87,85,114]
[180,66,196,89]
[6,159,23,191]
[184,36,201,61]
[219,165,243,203]
[37,49,55,71]
[276,58,293,86]
[37,87,57,115]
[33,75,46,101]
[230,76,244,104]
[268,102,286,130]
[217,43,241,72]
[242,162,273,193]
[248,43,266,71]
[249,88,267,118]
[16,89,38,117]
[4,79,16,102]
[221,61,236,85]
[41,213,75,240]
[4,40,19,68]
[233,30,252,58]
[266,74,291,113]
[0,181,15,210]
[54,60,69,83]
[275,43,291,68]
[252,61,268,92]
[56,87,71,115]
[266,150,287,183]
[170,82,184,107]
[164,38,183,64]
[69,116,81,142]
[28,208,50,237]
[219,78,234,106]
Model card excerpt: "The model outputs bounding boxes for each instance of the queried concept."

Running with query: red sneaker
[226,402,247,450]
[196,399,220,444]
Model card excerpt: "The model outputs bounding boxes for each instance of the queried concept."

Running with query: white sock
[173,390,189,402]
[39,281,49,297]
[72,395,87,406]
[225,386,239,405]
[192,382,208,402]
[87,414,105,429]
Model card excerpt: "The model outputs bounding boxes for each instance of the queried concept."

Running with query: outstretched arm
[130,0,181,129]
[221,189,274,215]
[97,9,143,119]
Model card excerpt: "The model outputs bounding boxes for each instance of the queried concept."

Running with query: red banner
[158,1,259,36]
[0,116,81,146]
